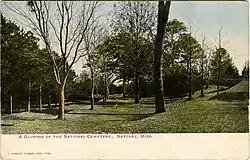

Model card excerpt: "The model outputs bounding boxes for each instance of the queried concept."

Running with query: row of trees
[2,1,242,119]
[1,15,78,114]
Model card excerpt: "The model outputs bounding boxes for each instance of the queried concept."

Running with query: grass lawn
[1,80,248,133]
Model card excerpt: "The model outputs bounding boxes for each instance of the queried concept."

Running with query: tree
[162,19,188,101]
[111,1,157,104]
[6,1,102,120]
[200,36,206,97]
[1,15,23,114]
[210,47,239,88]
[154,1,171,113]
[163,63,188,99]
[209,28,235,96]
[242,61,249,78]
[97,31,133,99]
[96,30,154,101]
[83,21,106,110]
[163,19,187,75]
[1,15,44,113]
[178,33,201,100]
[96,48,116,101]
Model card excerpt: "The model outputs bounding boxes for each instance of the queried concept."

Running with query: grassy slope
[1,80,249,133]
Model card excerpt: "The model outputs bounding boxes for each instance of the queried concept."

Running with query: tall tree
[97,31,133,99]
[1,15,42,113]
[83,21,106,110]
[154,1,171,113]
[163,19,187,75]
[111,1,157,104]
[1,15,23,114]
[200,36,206,97]
[210,47,238,88]
[6,1,102,120]
[96,30,153,101]
[178,33,201,100]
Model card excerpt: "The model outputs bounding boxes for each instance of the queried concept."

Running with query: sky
[1,1,249,75]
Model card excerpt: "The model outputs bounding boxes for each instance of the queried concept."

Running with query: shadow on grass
[209,92,249,102]
[1,110,26,114]
[96,101,134,106]
[98,100,154,106]
[1,124,14,126]
[68,112,155,121]
[67,112,155,116]
[207,87,230,94]
[141,101,155,105]
[31,108,74,115]
[106,116,152,121]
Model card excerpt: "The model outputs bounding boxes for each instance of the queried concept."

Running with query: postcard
[1,1,249,160]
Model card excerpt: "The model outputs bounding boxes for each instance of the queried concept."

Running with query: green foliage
[178,33,202,63]
[1,15,74,112]
[97,30,154,83]
[242,61,249,78]
[162,19,203,99]
[163,19,188,73]
[164,63,189,98]
[1,15,41,108]
[210,48,239,86]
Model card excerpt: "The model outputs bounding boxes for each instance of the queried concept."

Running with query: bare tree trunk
[55,89,59,107]
[206,57,210,89]
[106,83,109,100]
[123,75,126,98]
[10,95,13,114]
[154,1,171,113]
[104,70,107,101]
[58,85,65,120]
[27,78,31,112]
[134,73,140,104]
[39,85,42,110]
[10,1,101,121]
[217,29,222,96]
[188,54,192,100]
[48,93,51,109]
[200,51,204,97]
[217,51,221,96]
[103,83,106,102]
[90,72,94,110]
[200,37,205,97]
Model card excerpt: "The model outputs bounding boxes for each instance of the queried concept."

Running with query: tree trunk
[27,78,31,112]
[123,76,126,98]
[58,85,65,120]
[217,51,221,96]
[200,50,204,97]
[134,73,140,104]
[106,83,109,100]
[206,59,210,88]
[48,93,51,109]
[39,85,42,111]
[55,97,58,107]
[104,72,109,101]
[188,54,192,100]
[90,72,94,110]
[10,95,13,114]
[57,88,61,107]
[154,1,171,113]
[103,86,106,102]
[103,71,107,102]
